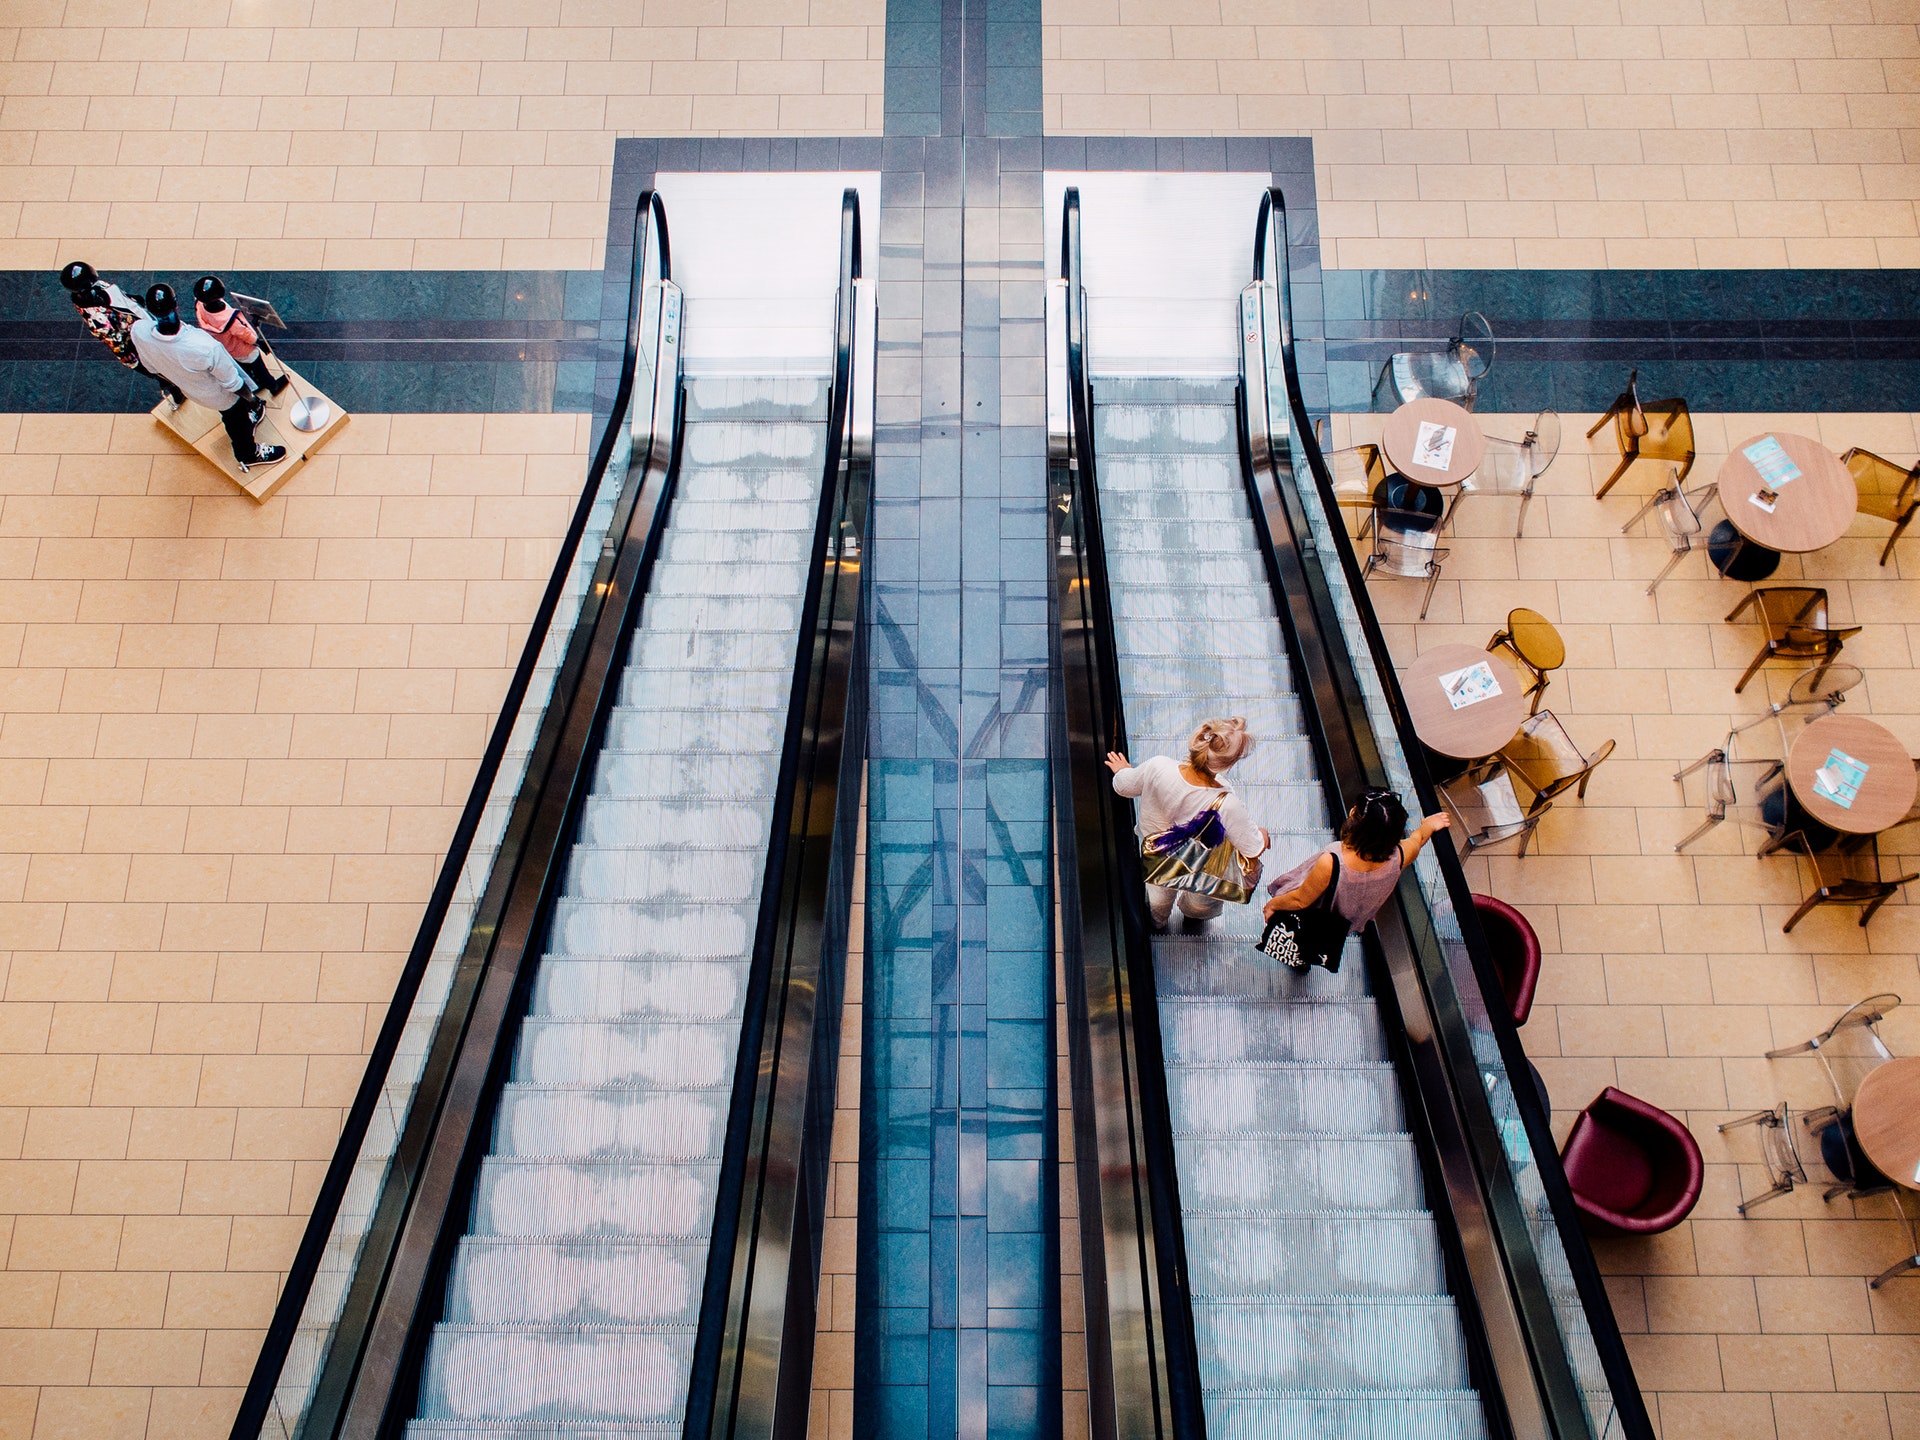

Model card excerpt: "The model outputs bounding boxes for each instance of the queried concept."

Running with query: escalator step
[1183,1213,1447,1298]
[600,710,782,755]
[1164,1063,1407,1139]
[1192,1297,1475,1391]
[491,1086,732,1161]
[676,468,818,505]
[513,1020,738,1088]
[684,374,830,422]
[574,799,777,852]
[1100,454,1241,493]
[1094,403,1236,453]
[444,1238,710,1326]
[528,959,752,1022]
[561,847,764,903]
[546,899,757,958]
[1172,1136,1425,1214]
[681,419,825,469]
[1203,1391,1490,1440]
[585,752,779,801]
[1159,997,1390,1063]
[413,1325,696,1426]
[468,1159,721,1241]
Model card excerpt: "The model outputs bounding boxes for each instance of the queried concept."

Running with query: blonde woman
[1106,717,1271,929]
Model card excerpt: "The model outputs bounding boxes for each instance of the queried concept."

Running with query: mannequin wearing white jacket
[129,284,285,469]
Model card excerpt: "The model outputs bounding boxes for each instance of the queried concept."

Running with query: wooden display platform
[151,360,349,503]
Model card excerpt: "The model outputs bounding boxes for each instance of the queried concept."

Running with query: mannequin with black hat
[129,284,286,470]
[60,266,187,408]
[58,260,147,321]
[193,276,289,396]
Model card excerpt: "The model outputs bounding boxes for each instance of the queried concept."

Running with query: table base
[1709,520,1781,581]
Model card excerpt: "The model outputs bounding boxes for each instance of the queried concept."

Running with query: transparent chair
[1724,587,1862,695]
[1774,834,1919,933]
[1671,747,1788,852]
[1494,709,1616,805]
[1373,310,1495,411]
[1804,1110,1896,1203]
[1486,607,1564,716]
[1316,417,1387,511]
[1769,993,1901,1109]
[1717,1103,1808,1215]
[1438,769,1549,857]
[1360,503,1449,619]
[1840,447,1920,567]
[1727,660,1865,763]
[1621,468,1721,595]
[1587,369,1696,500]
[1874,1190,1920,1289]
[1443,409,1560,536]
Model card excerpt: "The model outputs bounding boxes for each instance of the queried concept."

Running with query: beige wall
[1043,0,1920,269]
[0,0,887,272]
[0,410,584,1440]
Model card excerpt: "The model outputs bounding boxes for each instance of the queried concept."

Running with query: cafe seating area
[1328,388,1920,1336]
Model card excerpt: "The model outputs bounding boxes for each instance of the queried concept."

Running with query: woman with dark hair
[1261,787,1450,940]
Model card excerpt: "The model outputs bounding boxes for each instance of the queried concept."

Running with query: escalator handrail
[1056,185,1208,1440]
[227,189,673,1440]
[1250,185,1655,1440]
[684,185,869,1440]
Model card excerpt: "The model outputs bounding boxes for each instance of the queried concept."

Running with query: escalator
[233,185,872,1440]
[1050,184,1654,1440]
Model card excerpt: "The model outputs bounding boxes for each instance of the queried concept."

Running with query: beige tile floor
[0,0,886,272]
[0,408,585,1440]
[1334,405,1920,1437]
[807,778,863,1440]
[1043,1,1920,269]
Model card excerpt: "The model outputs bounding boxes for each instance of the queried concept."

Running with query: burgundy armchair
[1472,893,1540,1027]
[1559,1087,1704,1235]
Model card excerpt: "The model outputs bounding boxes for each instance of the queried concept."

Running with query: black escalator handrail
[1251,186,1655,1440]
[227,189,673,1440]
[1055,186,1207,1440]
[685,186,870,1440]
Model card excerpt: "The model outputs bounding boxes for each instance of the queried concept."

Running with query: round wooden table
[1709,432,1859,582]
[1786,713,1918,836]
[1402,643,1529,760]
[1383,397,1486,491]
[1852,1055,1920,1189]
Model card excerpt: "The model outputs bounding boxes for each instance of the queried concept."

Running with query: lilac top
[1268,843,1405,929]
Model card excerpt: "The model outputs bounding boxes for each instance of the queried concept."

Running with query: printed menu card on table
[1743,435,1803,488]
[1414,420,1457,471]
[1813,748,1869,810]
[1438,661,1501,710]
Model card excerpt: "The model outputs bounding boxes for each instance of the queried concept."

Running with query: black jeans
[219,393,263,463]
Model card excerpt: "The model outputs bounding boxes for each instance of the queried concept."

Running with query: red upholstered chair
[1559,1087,1704,1235]
[1472,894,1540,1027]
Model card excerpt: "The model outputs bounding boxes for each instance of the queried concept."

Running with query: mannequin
[61,272,184,407]
[59,260,146,320]
[193,276,288,396]
[131,284,285,470]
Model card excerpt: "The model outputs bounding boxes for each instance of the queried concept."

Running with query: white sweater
[1111,755,1266,856]
[129,319,247,411]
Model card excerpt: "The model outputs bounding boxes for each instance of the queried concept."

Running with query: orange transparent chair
[1587,369,1696,500]
[1840,447,1919,567]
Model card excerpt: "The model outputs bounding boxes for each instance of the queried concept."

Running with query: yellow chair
[1586,369,1695,500]
[1840,447,1920,567]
